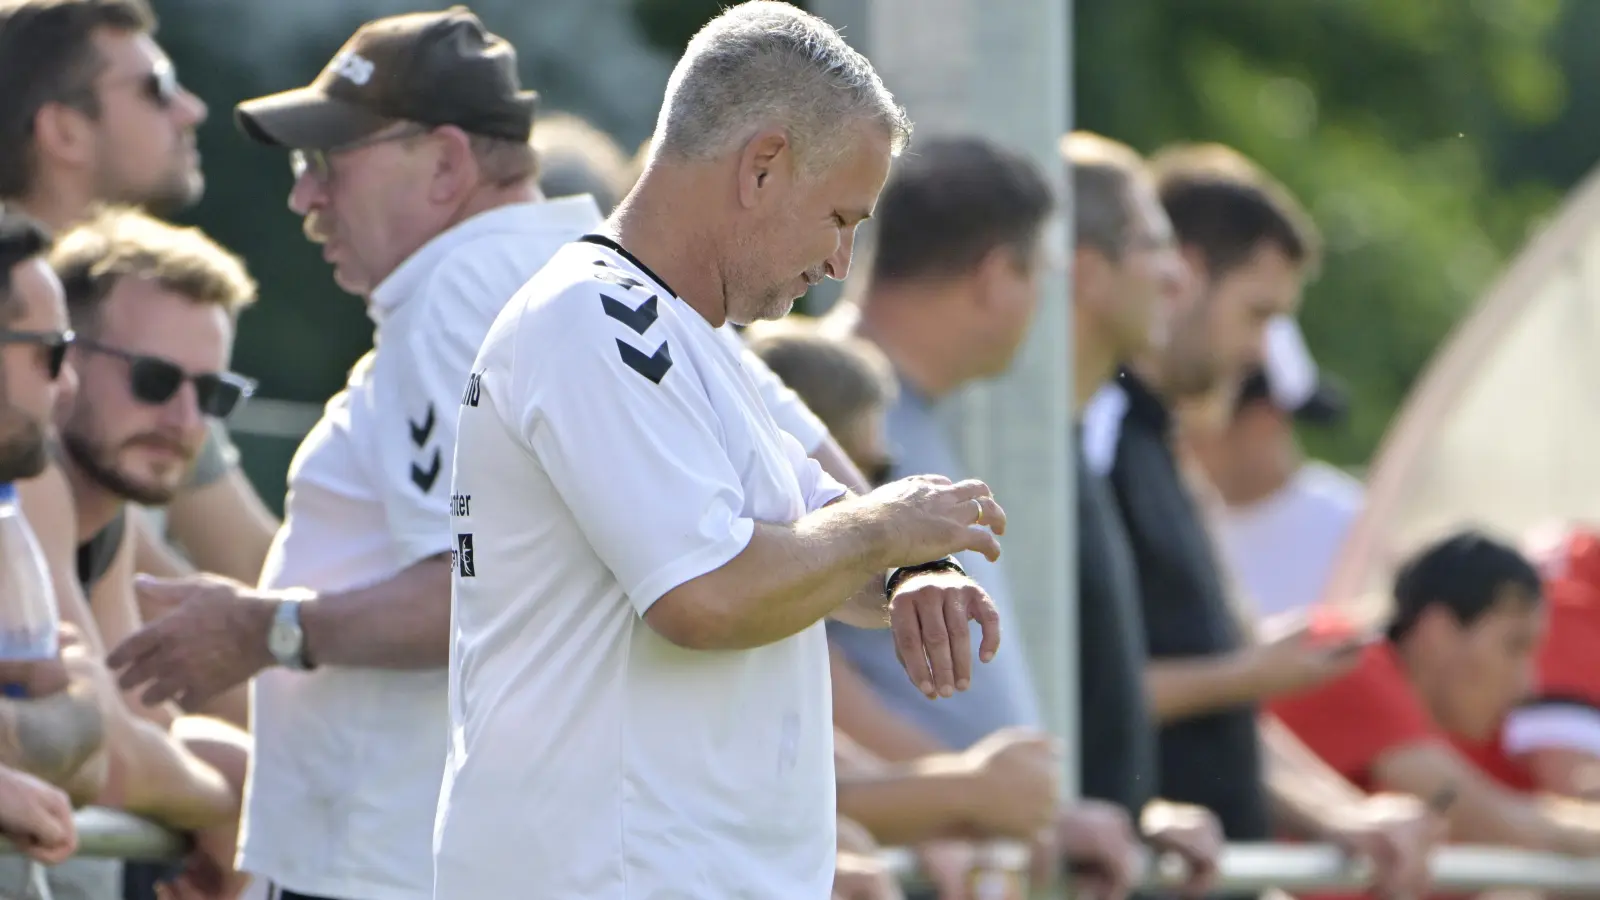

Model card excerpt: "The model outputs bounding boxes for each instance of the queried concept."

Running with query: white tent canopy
[1325,165,1600,619]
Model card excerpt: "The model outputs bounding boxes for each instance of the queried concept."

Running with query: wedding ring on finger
[973,498,984,525]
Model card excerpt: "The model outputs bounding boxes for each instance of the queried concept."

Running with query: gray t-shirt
[827,379,1041,750]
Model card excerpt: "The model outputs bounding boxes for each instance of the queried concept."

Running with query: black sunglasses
[77,339,255,419]
[135,61,182,109]
[0,329,74,380]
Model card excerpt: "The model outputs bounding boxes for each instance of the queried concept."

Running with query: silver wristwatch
[268,600,313,671]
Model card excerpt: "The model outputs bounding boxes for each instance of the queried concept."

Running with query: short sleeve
[722,326,830,453]
[375,265,500,569]
[1269,644,1441,781]
[519,304,758,616]
[778,425,846,513]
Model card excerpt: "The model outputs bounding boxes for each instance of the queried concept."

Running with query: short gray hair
[652,1,912,175]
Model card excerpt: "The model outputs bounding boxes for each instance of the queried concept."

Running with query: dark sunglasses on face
[77,339,255,419]
[0,329,74,380]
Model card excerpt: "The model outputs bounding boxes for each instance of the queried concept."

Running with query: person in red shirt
[1467,528,1600,798]
[1271,530,1600,855]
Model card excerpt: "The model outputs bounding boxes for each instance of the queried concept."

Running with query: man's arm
[1262,712,1379,837]
[830,647,950,761]
[298,555,451,669]
[0,680,106,806]
[1372,740,1600,854]
[17,466,105,657]
[1147,629,1361,724]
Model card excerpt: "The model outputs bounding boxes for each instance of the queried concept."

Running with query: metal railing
[34,809,1600,893]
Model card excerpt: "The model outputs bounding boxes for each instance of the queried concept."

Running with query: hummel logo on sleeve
[600,293,658,335]
[409,404,436,447]
[462,371,483,408]
[615,339,672,385]
[411,449,442,493]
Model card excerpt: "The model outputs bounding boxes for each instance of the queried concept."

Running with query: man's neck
[1218,460,1296,509]
[57,456,122,544]
[9,185,93,235]
[608,169,730,327]
[852,282,970,401]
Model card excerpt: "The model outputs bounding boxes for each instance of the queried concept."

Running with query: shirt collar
[367,195,605,325]
[1116,366,1172,433]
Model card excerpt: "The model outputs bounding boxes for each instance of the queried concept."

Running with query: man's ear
[426,125,477,204]
[31,102,97,170]
[737,128,792,209]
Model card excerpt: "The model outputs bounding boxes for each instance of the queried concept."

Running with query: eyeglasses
[76,339,255,419]
[289,123,431,185]
[100,59,182,110]
[0,330,74,380]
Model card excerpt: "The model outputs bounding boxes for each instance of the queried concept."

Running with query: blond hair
[49,205,256,333]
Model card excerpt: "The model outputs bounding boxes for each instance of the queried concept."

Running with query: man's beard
[0,415,48,483]
[60,427,187,506]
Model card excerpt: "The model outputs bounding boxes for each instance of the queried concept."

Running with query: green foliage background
[149,0,1598,507]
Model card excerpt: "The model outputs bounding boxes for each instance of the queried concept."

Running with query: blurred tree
[1075,0,1571,465]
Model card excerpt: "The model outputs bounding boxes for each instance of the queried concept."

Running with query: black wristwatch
[884,555,966,597]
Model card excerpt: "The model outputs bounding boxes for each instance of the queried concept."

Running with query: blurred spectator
[1493,528,1600,798]
[100,10,600,900]
[743,316,898,485]
[1190,316,1361,619]
[1271,530,1600,863]
[532,110,634,214]
[824,135,1149,897]
[1084,141,1441,896]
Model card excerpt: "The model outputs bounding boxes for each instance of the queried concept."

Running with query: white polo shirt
[239,197,604,900]
[433,235,846,900]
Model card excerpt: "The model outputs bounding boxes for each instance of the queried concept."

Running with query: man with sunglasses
[0,0,282,612]
[37,207,258,900]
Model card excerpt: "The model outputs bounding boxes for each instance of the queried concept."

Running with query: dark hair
[1387,530,1543,643]
[0,210,52,326]
[1150,143,1321,280]
[869,136,1054,284]
[1061,130,1148,260]
[0,0,156,198]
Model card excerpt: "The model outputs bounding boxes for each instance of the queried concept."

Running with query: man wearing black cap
[103,9,603,900]
[1191,315,1364,621]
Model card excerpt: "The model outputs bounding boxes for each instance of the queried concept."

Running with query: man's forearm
[832,650,949,761]
[0,690,106,793]
[1262,714,1370,838]
[298,555,452,669]
[837,760,979,845]
[647,504,891,650]
[1146,652,1263,724]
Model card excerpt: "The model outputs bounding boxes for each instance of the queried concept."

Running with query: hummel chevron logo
[411,449,442,493]
[601,293,658,335]
[408,405,435,447]
[616,338,672,384]
[593,267,645,291]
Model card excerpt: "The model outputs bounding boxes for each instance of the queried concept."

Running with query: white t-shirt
[1213,461,1365,619]
[433,235,847,900]
[240,197,604,900]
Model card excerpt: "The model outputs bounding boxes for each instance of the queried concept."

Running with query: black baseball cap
[1235,316,1349,426]
[234,6,537,151]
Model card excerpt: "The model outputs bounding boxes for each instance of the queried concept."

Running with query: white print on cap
[331,51,375,86]
[1263,315,1318,410]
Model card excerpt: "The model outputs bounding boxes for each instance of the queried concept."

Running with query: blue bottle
[0,483,60,697]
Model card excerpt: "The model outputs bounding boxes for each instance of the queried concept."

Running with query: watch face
[269,611,300,659]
